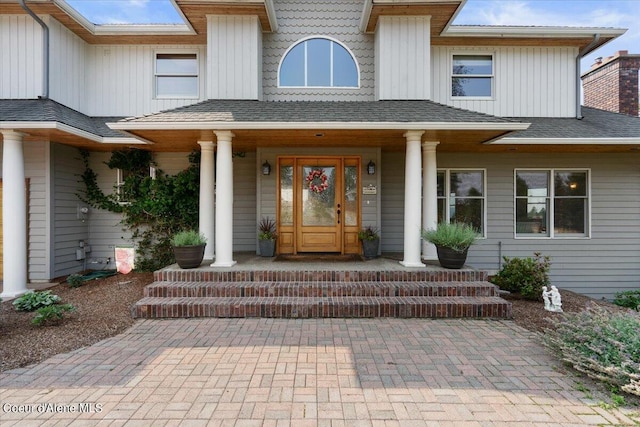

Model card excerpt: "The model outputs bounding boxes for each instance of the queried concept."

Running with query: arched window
[278,37,359,88]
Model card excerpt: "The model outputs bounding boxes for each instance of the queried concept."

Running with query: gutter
[19,0,49,99]
[576,34,600,119]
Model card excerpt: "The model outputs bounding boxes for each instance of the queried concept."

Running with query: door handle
[337,204,341,224]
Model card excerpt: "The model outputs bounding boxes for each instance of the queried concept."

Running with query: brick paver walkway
[1,319,637,426]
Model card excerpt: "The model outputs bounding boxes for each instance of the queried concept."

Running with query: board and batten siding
[48,16,87,112]
[51,144,89,277]
[262,0,375,101]
[431,46,577,117]
[381,151,640,299]
[0,15,43,99]
[84,45,207,117]
[208,16,262,100]
[375,16,431,100]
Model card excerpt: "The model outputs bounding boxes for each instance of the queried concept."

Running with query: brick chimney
[581,50,640,117]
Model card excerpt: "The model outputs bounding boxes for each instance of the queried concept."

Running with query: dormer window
[451,54,493,98]
[278,37,359,88]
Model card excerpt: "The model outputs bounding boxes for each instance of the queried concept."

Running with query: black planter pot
[361,239,380,259]
[435,246,468,269]
[259,239,276,257]
[173,244,206,269]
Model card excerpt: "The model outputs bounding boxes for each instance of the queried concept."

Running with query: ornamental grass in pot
[358,225,380,259]
[258,217,277,257]
[172,230,207,269]
[421,222,479,269]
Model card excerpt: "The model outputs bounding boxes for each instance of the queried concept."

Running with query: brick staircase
[133,268,512,319]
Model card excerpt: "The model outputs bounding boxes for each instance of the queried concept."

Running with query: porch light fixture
[367,160,376,175]
[262,160,271,176]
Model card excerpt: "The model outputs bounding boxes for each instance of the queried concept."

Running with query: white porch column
[212,131,236,267]
[1,131,28,298]
[198,141,216,260]
[422,141,439,260]
[400,130,426,268]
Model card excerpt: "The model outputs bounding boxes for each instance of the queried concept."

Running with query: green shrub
[543,303,640,396]
[67,274,85,288]
[172,230,206,246]
[491,252,550,300]
[421,222,479,252]
[12,290,61,312]
[32,304,76,325]
[613,290,640,311]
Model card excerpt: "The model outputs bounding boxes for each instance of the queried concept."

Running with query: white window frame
[277,35,361,89]
[514,168,591,239]
[154,50,200,99]
[437,168,487,238]
[450,52,495,100]
[116,168,130,204]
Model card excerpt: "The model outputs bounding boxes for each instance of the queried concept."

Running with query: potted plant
[258,217,277,257]
[358,225,380,259]
[421,222,479,269]
[172,230,207,269]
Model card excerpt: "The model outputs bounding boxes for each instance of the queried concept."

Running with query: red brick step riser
[144,281,499,298]
[133,296,512,319]
[154,269,488,283]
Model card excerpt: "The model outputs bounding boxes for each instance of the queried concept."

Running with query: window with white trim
[515,169,590,238]
[279,37,359,88]
[437,169,486,236]
[116,168,132,203]
[452,54,493,98]
[155,53,198,98]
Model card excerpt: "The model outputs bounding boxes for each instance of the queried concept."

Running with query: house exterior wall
[432,46,578,117]
[51,143,89,277]
[207,15,262,100]
[47,16,87,112]
[262,0,375,101]
[24,141,49,281]
[84,44,207,117]
[375,16,431,100]
[381,151,640,299]
[0,15,43,98]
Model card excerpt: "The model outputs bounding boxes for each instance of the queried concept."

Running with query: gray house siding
[381,151,640,299]
[24,141,49,281]
[263,0,375,101]
[233,152,257,251]
[52,144,89,277]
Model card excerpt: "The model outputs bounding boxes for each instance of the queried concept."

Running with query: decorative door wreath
[305,169,330,194]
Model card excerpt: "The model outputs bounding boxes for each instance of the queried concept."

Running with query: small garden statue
[550,285,563,312]
[542,286,552,311]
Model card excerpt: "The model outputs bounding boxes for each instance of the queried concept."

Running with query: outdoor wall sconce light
[367,160,376,175]
[262,160,271,175]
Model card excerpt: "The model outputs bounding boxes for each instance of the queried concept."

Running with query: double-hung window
[451,54,493,98]
[437,169,486,236]
[515,169,590,238]
[155,52,198,98]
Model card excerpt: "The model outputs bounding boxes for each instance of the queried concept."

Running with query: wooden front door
[297,158,342,252]
[277,157,361,255]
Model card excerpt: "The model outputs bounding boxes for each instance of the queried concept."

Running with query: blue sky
[66,0,639,70]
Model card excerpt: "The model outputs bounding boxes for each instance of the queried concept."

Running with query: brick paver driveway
[1,318,637,426]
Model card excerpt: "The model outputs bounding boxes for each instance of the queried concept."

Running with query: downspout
[19,0,49,99]
[576,34,600,119]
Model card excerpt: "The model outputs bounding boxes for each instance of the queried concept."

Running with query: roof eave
[108,121,531,131]
[489,137,640,145]
[443,25,627,38]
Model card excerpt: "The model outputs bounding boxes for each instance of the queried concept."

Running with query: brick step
[144,281,499,298]
[133,296,512,319]
[153,269,488,283]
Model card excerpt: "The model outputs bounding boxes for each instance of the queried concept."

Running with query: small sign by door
[362,185,377,195]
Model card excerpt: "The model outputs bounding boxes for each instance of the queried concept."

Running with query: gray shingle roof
[0,98,126,138]
[119,99,518,124]
[507,107,640,139]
